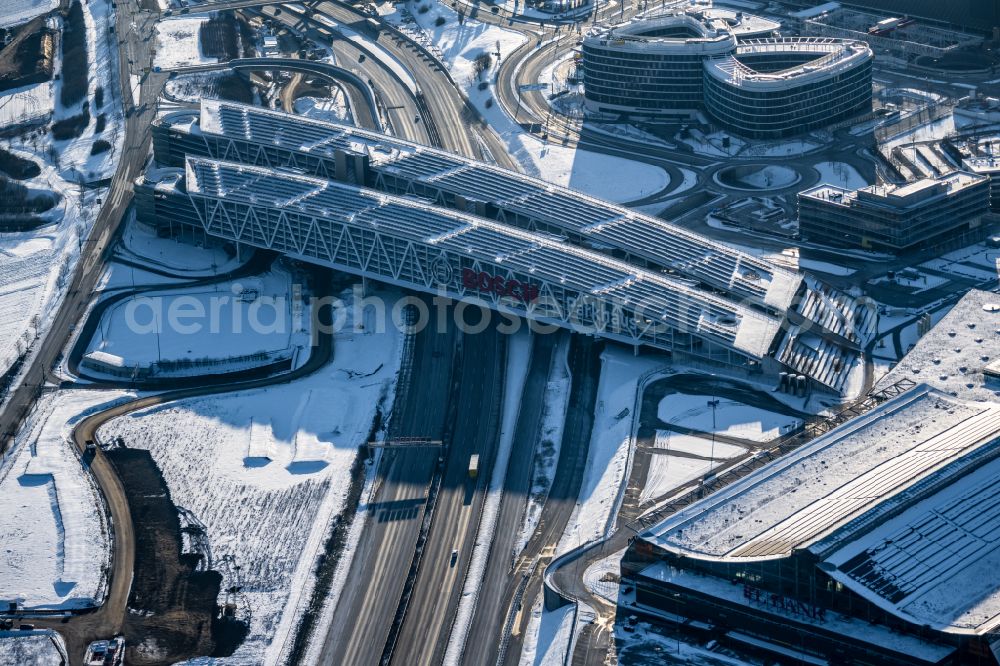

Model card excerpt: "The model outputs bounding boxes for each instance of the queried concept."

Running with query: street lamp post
[707,398,720,472]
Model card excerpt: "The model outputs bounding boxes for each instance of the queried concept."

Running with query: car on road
[450,549,458,567]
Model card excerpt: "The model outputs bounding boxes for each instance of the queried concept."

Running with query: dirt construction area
[105,448,247,664]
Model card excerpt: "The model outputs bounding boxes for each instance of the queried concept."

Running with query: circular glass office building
[582,12,745,117]
[581,11,872,137]
[703,38,874,139]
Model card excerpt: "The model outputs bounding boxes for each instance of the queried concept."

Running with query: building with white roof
[962,156,1000,211]
[622,292,1000,664]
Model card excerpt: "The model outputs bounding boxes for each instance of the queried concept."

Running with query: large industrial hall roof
[640,384,1000,562]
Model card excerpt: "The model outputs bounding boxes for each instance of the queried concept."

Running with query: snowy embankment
[518,597,576,666]
[555,348,668,556]
[443,329,533,666]
[84,265,309,376]
[387,1,669,203]
[117,218,243,277]
[154,17,218,70]
[0,391,129,610]
[99,287,403,664]
[0,0,125,384]
[0,0,58,29]
[513,334,569,556]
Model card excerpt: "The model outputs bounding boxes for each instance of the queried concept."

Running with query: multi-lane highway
[391,324,505,666]
[462,332,556,665]
[319,307,456,665]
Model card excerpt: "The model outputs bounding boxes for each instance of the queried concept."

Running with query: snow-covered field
[392,2,669,203]
[86,267,307,373]
[0,0,124,385]
[0,391,127,610]
[154,17,218,70]
[656,394,801,443]
[555,348,669,555]
[0,0,57,28]
[0,631,66,665]
[0,80,54,128]
[97,287,403,663]
[814,161,868,189]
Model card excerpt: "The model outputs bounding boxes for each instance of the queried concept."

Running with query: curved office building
[582,10,771,116]
[703,38,874,139]
[582,11,873,137]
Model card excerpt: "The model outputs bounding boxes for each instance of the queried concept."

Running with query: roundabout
[712,164,802,192]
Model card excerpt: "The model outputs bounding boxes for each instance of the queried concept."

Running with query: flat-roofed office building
[798,172,990,251]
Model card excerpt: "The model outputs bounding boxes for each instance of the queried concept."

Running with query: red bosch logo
[462,268,539,304]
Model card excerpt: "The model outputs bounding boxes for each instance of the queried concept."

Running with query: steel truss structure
[143,158,781,370]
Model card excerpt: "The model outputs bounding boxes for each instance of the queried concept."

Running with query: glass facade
[582,43,713,111]
[798,177,990,251]
[583,27,874,138]
[704,56,873,139]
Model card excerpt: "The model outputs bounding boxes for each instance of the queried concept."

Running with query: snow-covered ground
[639,394,800,504]
[0,391,128,610]
[97,286,403,664]
[555,348,669,555]
[514,335,569,556]
[0,631,66,665]
[798,257,856,277]
[0,0,124,386]
[656,394,801,444]
[293,93,352,125]
[0,0,57,28]
[616,622,756,666]
[813,161,868,189]
[391,2,669,203]
[85,267,307,374]
[154,17,218,70]
[679,129,746,157]
[0,79,54,128]
[117,218,242,277]
[518,598,576,666]
[163,70,246,104]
